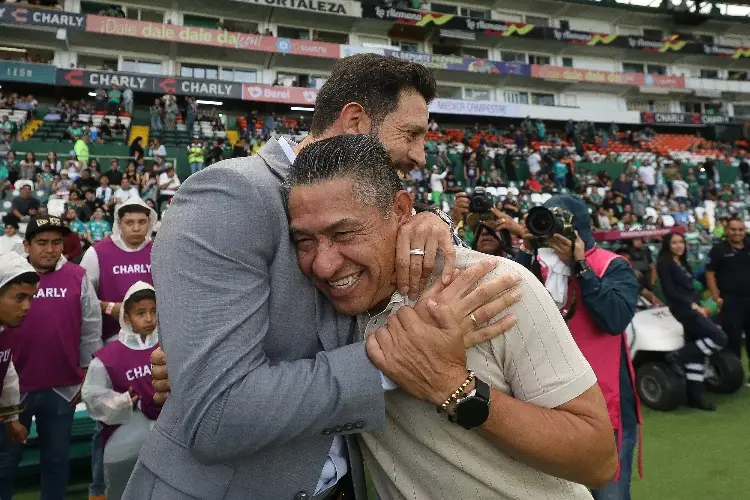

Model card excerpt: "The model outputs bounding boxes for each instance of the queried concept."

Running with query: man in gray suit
[124,54,520,500]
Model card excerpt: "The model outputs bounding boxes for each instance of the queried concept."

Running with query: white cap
[0,252,37,290]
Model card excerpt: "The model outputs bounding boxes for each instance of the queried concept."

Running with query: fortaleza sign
[428,99,521,118]
[242,84,318,105]
[55,69,245,99]
[84,15,340,59]
[0,5,85,29]
[640,111,731,126]
[240,0,356,17]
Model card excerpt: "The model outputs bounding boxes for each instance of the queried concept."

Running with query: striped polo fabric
[356,247,597,500]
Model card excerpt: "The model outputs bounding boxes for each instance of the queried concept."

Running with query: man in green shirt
[107,84,122,115]
[66,120,83,141]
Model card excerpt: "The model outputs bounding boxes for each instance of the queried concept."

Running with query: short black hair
[117,204,151,219]
[284,134,402,215]
[728,214,745,223]
[0,272,40,296]
[310,54,436,136]
[124,289,156,314]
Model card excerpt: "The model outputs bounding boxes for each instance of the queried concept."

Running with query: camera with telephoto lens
[525,206,576,247]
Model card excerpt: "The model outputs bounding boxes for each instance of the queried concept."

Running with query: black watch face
[457,397,490,429]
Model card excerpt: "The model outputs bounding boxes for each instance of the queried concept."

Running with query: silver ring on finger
[409,249,426,256]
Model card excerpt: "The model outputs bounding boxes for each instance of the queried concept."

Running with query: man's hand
[5,421,28,445]
[413,258,521,347]
[449,192,469,225]
[395,211,456,300]
[151,347,170,405]
[490,207,535,249]
[366,302,468,406]
[128,387,141,410]
[549,232,586,267]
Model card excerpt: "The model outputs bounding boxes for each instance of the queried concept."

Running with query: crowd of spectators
[3,101,749,268]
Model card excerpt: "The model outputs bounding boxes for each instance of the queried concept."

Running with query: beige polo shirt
[356,247,597,500]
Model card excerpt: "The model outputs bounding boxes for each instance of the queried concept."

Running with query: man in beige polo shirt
[286,134,618,500]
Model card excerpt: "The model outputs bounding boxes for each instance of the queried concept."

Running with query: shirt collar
[278,137,297,163]
[118,329,159,350]
[357,290,413,326]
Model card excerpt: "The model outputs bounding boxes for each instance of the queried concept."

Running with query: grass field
[14,383,750,500]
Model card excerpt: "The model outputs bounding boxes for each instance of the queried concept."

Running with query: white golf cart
[594,227,745,411]
[626,297,744,411]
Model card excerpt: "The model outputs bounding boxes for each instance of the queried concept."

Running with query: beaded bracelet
[437,370,475,414]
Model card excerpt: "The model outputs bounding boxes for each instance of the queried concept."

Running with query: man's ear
[394,190,413,224]
[339,102,373,135]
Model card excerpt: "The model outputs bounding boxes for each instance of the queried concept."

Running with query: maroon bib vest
[94,340,160,446]
[6,262,86,392]
[94,239,153,341]
[0,329,11,399]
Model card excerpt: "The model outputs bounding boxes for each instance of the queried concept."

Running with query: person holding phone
[0,253,39,445]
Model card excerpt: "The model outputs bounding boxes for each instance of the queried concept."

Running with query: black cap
[24,215,70,241]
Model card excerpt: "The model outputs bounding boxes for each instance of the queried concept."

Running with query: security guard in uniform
[186,136,205,175]
[706,215,750,378]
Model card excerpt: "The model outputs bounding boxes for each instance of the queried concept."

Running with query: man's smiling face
[289,177,409,316]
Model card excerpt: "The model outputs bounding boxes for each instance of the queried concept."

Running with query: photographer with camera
[463,188,515,259]
[502,195,642,500]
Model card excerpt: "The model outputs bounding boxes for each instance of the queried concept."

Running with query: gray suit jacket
[123,139,386,500]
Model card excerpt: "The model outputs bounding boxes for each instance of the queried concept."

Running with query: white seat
[662,215,675,227]
[485,187,498,197]
[540,193,552,203]
[497,187,509,197]
[530,193,543,205]
[77,114,90,122]
[508,187,520,196]
[18,222,27,236]
[645,207,658,219]
[597,187,607,198]
[47,199,66,217]
[14,180,33,190]
[2,201,11,210]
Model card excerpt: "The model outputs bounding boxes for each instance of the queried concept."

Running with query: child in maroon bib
[82,281,159,500]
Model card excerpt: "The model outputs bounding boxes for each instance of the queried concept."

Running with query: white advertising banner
[429,98,521,118]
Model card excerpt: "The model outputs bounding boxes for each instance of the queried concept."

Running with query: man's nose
[411,143,426,167]
[312,242,344,280]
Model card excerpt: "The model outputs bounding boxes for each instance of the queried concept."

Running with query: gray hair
[283,134,403,215]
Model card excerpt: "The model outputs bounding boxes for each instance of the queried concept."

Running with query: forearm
[479,386,617,488]
[579,260,638,334]
[705,272,720,299]
[0,362,20,422]
[182,341,386,464]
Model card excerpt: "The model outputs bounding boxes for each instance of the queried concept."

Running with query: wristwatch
[449,377,491,429]
[573,260,592,278]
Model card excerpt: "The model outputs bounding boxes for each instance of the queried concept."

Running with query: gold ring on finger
[470,312,479,328]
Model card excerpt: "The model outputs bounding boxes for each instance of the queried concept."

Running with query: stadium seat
[14,180,33,191]
[530,193,543,205]
[2,201,11,210]
[662,215,675,228]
